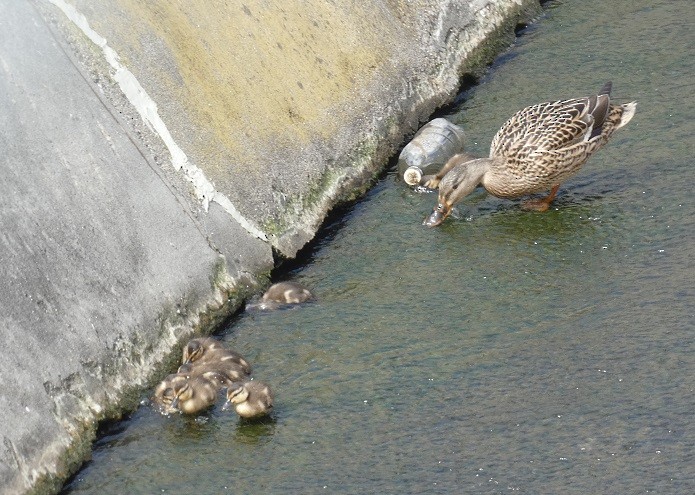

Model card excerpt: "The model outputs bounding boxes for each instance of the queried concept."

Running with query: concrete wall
[0,0,541,493]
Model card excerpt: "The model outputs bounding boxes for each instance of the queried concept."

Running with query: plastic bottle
[397,118,466,186]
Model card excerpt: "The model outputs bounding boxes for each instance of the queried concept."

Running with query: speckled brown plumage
[424,82,637,226]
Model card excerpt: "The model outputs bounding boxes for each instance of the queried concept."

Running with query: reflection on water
[63,0,694,493]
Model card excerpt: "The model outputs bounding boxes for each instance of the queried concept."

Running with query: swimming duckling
[182,337,252,375]
[262,282,313,305]
[178,360,249,385]
[153,373,188,411]
[247,281,314,310]
[169,375,220,415]
[182,337,226,362]
[224,381,274,419]
[424,82,637,226]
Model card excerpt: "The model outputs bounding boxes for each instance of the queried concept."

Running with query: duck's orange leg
[521,184,560,212]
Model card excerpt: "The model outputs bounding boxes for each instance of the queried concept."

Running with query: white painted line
[48,0,268,242]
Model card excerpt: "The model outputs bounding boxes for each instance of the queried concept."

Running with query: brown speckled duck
[424,82,637,226]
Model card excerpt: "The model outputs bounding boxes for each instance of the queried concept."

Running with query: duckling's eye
[229,387,245,400]
[437,203,445,211]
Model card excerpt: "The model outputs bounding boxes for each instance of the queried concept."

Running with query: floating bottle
[397,118,466,186]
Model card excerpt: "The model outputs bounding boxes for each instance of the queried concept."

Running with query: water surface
[63,0,694,493]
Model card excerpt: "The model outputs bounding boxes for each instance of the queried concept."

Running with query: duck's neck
[465,157,494,180]
[445,158,494,198]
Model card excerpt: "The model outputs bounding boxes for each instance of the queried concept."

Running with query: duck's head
[182,339,205,365]
[424,201,452,227]
[182,342,201,365]
[223,382,250,410]
[170,380,193,411]
[155,374,188,413]
[423,158,490,227]
[182,337,227,364]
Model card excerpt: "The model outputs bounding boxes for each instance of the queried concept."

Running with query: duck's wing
[519,100,634,180]
[491,97,605,159]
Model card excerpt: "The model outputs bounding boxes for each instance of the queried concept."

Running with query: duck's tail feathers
[599,81,613,96]
[615,101,637,129]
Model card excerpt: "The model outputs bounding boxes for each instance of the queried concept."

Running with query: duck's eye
[437,204,445,212]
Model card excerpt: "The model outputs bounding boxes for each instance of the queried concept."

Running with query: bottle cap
[403,166,423,186]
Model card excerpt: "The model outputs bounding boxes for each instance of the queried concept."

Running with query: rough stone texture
[56,0,542,257]
[0,0,541,493]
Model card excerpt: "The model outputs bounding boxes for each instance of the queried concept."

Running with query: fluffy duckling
[182,337,225,361]
[424,82,636,226]
[224,381,274,419]
[169,375,220,415]
[247,281,314,311]
[262,282,313,305]
[178,360,249,385]
[153,373,188,411]
[182,337,252,375]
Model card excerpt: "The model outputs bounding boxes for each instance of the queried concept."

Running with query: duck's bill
[423,209,445,227]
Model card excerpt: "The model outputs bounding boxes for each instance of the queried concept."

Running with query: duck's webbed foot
[521,198,552,212]
[420,175,440,189]
[521,184,560,212]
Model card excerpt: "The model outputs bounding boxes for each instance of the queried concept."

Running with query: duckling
[247,281,314,310]
[262,282,313,305]
[182,337,226,362]
[424,82,637,226]
[198,370,238,389]
[169,375,220,415]
[224,381,274,419]
[182,337,252,375]
[177,360,249,385]
[153,373,188,411]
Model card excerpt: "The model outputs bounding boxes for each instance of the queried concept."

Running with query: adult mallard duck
[424,82,637,226]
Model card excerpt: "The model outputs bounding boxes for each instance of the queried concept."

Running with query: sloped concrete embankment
[1,0,542,493]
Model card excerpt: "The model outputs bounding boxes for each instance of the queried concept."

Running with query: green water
[63,0,694,493]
